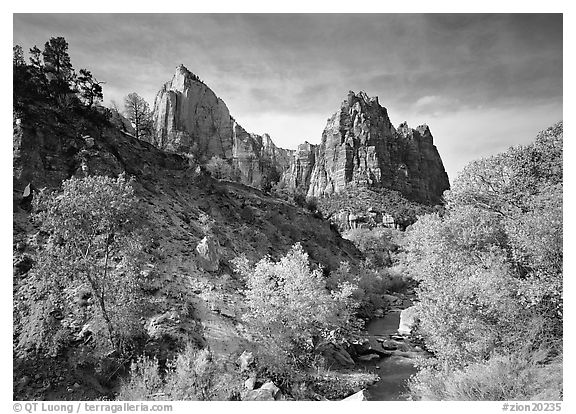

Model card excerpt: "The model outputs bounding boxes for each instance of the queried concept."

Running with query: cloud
[413,95,461,114]
[393,100,563,181]
[12,13,562,184]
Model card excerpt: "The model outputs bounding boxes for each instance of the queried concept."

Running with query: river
[359,310,420,401]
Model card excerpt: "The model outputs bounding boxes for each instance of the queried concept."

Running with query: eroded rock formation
[151,68,448,203]
[151,64,233,157]
[281,141,317,190]
[151,65,292,188]
[283,91,450,204]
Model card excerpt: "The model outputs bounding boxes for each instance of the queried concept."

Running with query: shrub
[343,227,402,267]
[292,191,307,208]
[409,352,562,401]
[233,244,362,367]
[117,344,242,401]
[326,261,407,318]
[305,196,318,212]
[205,156,236,181]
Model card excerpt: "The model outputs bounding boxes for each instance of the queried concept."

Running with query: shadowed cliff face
[281,142,317,190]
[282,91,450,205]
[151,65,293,188]
[151,67,449,204]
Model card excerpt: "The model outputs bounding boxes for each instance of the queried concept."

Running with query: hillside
[13,101,364,400]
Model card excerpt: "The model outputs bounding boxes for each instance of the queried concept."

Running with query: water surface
[361,311,418,401]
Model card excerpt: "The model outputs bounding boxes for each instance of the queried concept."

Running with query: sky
[12,13,563,182]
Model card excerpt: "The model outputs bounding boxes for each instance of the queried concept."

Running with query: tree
[403,122,563,399]
[32,174,144,350]
[76,68,104,108]
[124,92,153,141]
[205,156,234,180]
[13,45,25,67]
[29,45,43,69]
[233,244,360,368]
[42,36,74,97]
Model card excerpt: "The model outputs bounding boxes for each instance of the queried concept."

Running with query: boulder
[260,381,280,399]
[244,377,256,390]
[343,389,368,401]
[237,350,254,372]
[145,310,182,340]
[195,235,220,272]
[398,306,419,335]
[357,353,380,362]
[242,388,275,401]
[350,338,371,356]
[382,294,402,307]
[380,340,398,351]
[316,342,355,367]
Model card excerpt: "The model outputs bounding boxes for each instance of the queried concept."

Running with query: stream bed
[358,310,421,401]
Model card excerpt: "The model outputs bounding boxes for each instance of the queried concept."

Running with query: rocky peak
[151,65,292,188]
[291,91,449,204]
[168,64,204,91]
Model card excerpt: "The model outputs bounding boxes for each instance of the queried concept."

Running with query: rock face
[152,69,448,202]
[232,125,293,189]
[151,65,292,188]
[195,235,220,272]
[284,91,449,204]
[151,65,233,157]
[281,141,317,189]
[398,306,419,335]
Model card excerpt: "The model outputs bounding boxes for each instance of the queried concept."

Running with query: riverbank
[351,289,431,401]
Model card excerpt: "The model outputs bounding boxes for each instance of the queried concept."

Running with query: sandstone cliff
[281,141,317,190]
[283,91,450,205]
[151,65,292,188]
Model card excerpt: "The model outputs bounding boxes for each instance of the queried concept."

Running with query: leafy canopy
[234,244,361,364]
[404,122,563,367]
[31,174,145,351]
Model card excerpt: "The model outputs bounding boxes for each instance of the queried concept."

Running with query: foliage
[205,156,237,181]
[117,344,242,401]
[233,244,362,368]
[408,352,562,401]
[326,261,407,318]
[124,92,153,142]
[343,227,403,267]
[403,122,563,399]
[306,368,378,400]
[76,69,104,108]
[292,190,307,208]
[305,196,319,213]
[13,37,109,120]
[30,174,145,352]
[42,36,74,98]
[13,45,25,66]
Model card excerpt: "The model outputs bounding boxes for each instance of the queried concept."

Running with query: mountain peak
[346,90,379,107]
[169,64,203,91]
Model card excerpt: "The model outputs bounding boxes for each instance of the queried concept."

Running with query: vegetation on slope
[13,35,563,402]
[403,122,563,400]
